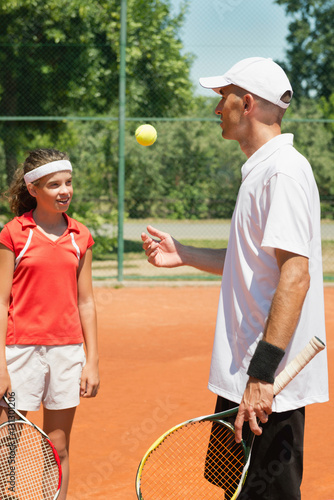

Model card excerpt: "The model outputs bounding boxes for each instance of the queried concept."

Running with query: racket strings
[0,422,60,500]
[204,422,244,491]
[139,420,245,499]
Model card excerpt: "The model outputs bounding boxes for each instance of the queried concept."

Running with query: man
[141,57,329,499]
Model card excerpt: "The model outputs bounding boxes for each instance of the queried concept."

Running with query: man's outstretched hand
[141,225,184,268]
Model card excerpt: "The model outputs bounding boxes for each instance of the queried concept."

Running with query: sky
[170,0,291,95]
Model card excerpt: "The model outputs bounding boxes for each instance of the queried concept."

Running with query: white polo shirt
[208,134,329,412]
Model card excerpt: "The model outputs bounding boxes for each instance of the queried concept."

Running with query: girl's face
[28,170,73,214]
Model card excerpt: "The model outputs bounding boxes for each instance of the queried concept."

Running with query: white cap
[199,57,293,109]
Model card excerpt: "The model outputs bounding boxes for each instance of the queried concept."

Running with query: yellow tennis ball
[135,124,157,146]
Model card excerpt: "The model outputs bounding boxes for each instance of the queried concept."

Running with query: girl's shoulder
[64,213,91,235]
[1,211,34,232]
[0,211,35,252]
[64,214,94,250]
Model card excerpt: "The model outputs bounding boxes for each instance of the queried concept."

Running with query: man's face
[214,85,246,141]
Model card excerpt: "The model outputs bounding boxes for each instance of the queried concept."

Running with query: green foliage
[1,0,334,229]
[124,112,243,219]
[0,0,194,180]
[69,199,118,258]
[275,0,334,100]
[273,0,334,217]
[282,99,334,218]
[126,0,194,116]
[90,234,117,260]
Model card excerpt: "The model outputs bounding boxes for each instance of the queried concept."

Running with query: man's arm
[234,249,310,442]
[141,225,226,275]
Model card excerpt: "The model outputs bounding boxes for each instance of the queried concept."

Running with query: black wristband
[247,340,285,383]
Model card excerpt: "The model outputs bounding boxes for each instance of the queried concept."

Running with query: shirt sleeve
[261,173,312,257]
[0,225,14,252]
[87,231,94,249]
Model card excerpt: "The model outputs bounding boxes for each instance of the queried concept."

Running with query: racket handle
[273,336,325,396]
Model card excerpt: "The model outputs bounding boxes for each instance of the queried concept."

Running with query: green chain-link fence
[1,0,334,282]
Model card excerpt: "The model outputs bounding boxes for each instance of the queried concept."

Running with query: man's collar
[241,133,294,181]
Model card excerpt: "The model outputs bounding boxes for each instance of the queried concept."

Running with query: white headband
[24,160,72,185]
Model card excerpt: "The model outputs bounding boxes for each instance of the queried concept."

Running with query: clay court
[32,284,333,499]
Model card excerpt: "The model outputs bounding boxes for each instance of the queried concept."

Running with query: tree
[283,99,334,199]
[275,0,334,217]
[126,0,194,117]
[275,0,334,100]
[124,97,244,220]
[0,0,193,181]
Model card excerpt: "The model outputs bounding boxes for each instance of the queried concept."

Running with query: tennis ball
[135,124,157,146]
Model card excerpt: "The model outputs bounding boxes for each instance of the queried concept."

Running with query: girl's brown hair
[8,148,70,216]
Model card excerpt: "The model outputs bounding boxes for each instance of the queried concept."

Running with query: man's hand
[141,225,226,274]
[234,377,274,443]
[141,225,184,268]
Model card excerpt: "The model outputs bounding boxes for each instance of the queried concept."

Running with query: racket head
[136,416,247,500]
[136,336,325,500]
[0,419,62,500]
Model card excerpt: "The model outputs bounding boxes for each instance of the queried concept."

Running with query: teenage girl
[0,148,100,499]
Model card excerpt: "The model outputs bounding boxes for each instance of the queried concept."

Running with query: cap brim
[199,76,230,92]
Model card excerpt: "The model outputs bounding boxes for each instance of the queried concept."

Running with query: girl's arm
[77,247,100,398]
[0,245,15,399]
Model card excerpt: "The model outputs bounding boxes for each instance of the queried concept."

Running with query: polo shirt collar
[19,210,80,233]
[241,133,294,182]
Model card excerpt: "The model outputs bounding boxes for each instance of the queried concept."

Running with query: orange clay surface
[31,285,334,499]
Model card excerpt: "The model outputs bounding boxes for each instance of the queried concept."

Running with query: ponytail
[8,167,37,216]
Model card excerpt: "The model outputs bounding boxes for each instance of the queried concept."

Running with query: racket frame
[1,394,62,499]
[135,335,325,500]
[136,406,248,499]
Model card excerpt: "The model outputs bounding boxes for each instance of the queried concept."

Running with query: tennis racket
[136,336,325,500]
[0,394,62,500]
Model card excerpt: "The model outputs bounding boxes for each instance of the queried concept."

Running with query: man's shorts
[213,396,305,500]
[1,344,86,411]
